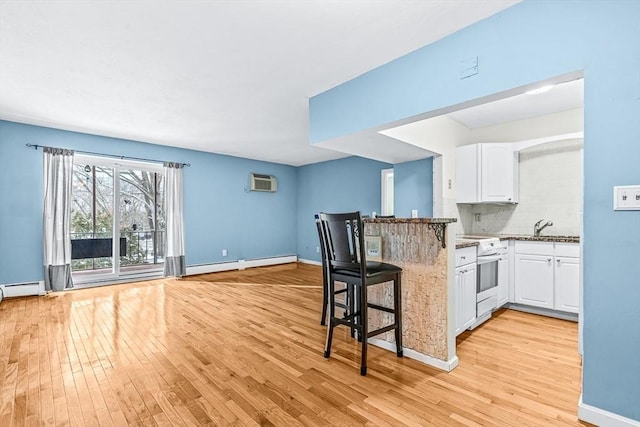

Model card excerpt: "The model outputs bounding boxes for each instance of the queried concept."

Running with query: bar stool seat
[318,211,403,376]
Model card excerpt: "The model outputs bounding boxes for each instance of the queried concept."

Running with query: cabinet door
[456,144,479,203]
[497,256,509,308]
[514,254,554,309]
[480,143,515,202]
[461,264,477,330]
[554,256,580,313]
[455,266,464,336]
[455,264,477,336]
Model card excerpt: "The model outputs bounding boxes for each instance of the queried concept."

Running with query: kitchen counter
[455,241,478,249]
[363,217,457,224]
[455,234,580,249]
[501,234,580,243]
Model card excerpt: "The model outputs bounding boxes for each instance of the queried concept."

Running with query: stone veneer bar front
[363,217,456,366]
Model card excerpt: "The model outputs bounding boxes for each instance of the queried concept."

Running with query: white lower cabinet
[496,256,509,308]
[554,256,580,313]
[514,254,554,309]
[455,263,477,336]
[455,247,477,336]
[514,241,580,314]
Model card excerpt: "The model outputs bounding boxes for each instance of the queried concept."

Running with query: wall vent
[250,173,277,192]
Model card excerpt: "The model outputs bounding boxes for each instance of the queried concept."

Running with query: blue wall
[296,156,391,262]
[0,120,298,284]
[394,158,433,218]
[309,0,640,421]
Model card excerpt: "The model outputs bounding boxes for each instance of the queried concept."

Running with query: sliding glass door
[70,155,165,284]
[118,167,165,275]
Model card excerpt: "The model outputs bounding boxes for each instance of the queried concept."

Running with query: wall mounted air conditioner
[250,173,277,192]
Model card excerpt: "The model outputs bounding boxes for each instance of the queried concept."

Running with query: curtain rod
[25,143,191,167]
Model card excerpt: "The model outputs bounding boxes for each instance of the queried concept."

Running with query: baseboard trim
[297,258,322,266]
[578,394,640,427]
[186,255,298,276]
[505,303,578,322]
[368,338,459,372]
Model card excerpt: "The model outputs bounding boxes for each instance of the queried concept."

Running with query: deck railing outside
[71,230,165,272]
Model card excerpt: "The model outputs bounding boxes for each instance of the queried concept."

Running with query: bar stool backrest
[318,211,366,276]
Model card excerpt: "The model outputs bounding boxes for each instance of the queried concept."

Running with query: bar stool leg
[360,283,368,376]
[394,274,403,357]
[320,277,328,326]
[348,284,356,338]
[324,277,336,358]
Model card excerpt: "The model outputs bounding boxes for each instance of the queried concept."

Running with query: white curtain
[43,147,74,291]
[164,162,186,277]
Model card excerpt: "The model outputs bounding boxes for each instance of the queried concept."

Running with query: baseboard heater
[185,255,297,276]
[0,281,45,301]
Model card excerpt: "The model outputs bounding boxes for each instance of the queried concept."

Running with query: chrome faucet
[534,219,554,237]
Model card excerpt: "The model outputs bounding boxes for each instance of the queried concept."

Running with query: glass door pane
[119,169,165,274]
[70,164,115,278]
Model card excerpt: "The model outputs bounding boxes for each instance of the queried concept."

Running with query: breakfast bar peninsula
[363,217,458,370]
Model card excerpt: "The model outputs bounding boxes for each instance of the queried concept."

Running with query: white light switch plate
[613,185,640,210]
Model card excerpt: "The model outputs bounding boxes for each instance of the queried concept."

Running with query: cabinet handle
[547,258,552,263]
[461,256,466,260]
[556,259,561,264]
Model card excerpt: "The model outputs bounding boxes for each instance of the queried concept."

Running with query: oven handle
[477,254,505,264]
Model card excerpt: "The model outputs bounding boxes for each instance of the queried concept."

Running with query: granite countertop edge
[455,234,580,249]
[502,235,580,243]
[363,217,457,224]
[455,242,479,249]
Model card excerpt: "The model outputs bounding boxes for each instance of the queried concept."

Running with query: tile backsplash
[458,139,583,236]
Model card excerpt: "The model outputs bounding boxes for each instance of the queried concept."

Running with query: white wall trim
[368,338,459,372]
[297,258,322,266]
[512,131,584,152]
[505,303,578,322]
[578,394,640,427]
[186,255,298,276]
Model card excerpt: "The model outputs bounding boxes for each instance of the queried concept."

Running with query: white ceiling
[446,78,584,129]
[0,0,520,166]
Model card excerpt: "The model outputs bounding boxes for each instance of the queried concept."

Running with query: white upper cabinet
[456,143,519,204]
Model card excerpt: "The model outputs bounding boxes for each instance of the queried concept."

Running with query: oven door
[477,255,500,302]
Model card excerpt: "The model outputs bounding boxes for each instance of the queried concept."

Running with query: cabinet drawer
[514,241,553,256]
[554,242,580,257]
[455,246,477,267]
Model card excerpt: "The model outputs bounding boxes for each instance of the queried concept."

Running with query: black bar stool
[318,211,403,376]
[315,214,354,336]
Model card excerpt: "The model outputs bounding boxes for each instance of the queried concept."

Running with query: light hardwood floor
[0,263,591,426]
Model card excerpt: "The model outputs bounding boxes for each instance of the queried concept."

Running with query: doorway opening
[381,168,394,216]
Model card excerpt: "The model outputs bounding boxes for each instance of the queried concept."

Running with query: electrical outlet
[316,246,320,253]
[475,213,481,222]
[222,249,227,257]
[614,185,640,210]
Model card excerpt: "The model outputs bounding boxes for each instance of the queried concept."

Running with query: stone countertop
[455,234,580,249]
[502,234,580,243]
[363,217,457,224]
[455,241,478,249]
